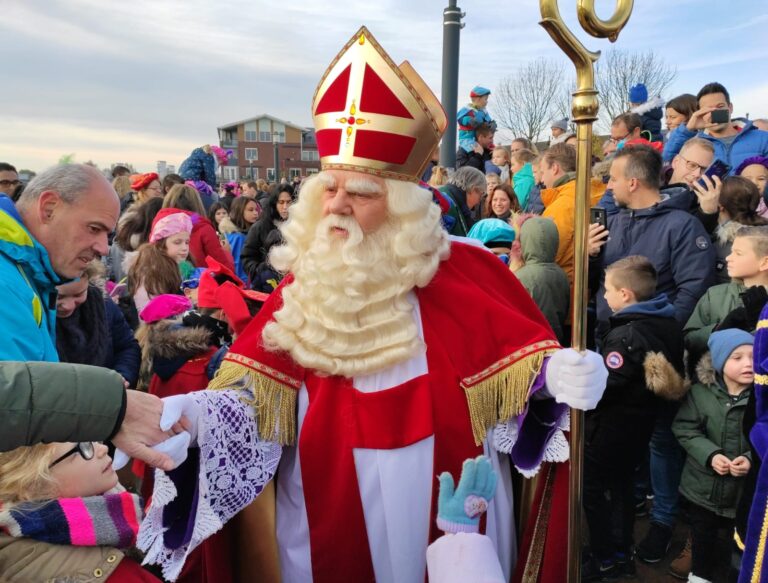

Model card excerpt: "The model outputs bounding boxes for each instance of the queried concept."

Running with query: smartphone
[590,207,607,229]
[697,159,731,188]
[710,109,730,124]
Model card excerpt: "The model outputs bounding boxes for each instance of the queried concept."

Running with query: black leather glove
[717,307,750,332]
[740,285,768,329]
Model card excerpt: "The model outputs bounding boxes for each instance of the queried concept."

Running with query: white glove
[112,394,201,470]
[545,348,607,410]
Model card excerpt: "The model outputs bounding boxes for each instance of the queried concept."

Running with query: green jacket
[672,353,752,518]
[684,281,744,362]
[0,361,125,451]
[514,217,570,345]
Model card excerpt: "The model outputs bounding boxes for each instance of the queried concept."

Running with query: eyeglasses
[146,186,163,193]
[49,442,95,468]
[0,180,21,188]
[678,155,708,173]
[181,278,200,289]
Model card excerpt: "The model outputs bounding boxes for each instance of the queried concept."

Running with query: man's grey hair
[448,166,486,194]
[16,164,102,210]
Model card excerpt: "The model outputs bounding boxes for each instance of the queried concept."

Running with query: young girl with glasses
[0,442,160,581]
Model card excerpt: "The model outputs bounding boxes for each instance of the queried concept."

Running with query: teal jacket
[0,195,62,361]
[513,163,535,211]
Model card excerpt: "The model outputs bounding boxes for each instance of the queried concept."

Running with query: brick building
[217,114,321,183]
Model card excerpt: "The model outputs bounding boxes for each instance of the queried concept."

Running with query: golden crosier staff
[538,1,633,581]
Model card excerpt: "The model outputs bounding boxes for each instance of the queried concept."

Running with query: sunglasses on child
[49,442,95,468]
[181,279,200,290]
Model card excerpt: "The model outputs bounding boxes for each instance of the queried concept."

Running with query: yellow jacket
[541,176,606,289]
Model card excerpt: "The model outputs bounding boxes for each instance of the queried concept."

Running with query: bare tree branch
[595,48,677,129]
[491,58,572,142]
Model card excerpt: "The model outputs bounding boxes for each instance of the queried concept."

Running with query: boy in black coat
[583,255,688,580]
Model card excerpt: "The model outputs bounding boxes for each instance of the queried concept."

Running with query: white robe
[275,294,516,583]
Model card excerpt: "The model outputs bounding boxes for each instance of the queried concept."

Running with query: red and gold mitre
[311,27,447,182]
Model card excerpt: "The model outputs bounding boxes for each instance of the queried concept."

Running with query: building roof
[217,113,310,132]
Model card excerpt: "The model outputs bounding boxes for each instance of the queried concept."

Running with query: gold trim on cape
[462,340,561,445]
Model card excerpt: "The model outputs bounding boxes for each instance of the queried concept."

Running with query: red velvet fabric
[316,128,343,158]
[359,64,412,119]
[315,64,351,115]
[353,130,416,165]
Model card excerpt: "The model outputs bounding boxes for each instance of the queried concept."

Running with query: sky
[1,0,766,172]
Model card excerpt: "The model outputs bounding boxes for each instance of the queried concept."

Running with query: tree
[58,153,76,165]
[491,58,571,142]
[595,48,677,129]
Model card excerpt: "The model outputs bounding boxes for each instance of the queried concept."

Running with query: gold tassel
[209,360,298,446]
[463,348,557,445]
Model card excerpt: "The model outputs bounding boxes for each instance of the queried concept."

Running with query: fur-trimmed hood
[631,95,665,116]
[695,351,718,386]
[644,351,690,400]
[138,319,212,359]
[715,220,746,246]
[217,216,240,235]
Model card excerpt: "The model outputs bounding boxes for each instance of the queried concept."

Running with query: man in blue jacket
[663,82,768,168]
[0,164,120,361]
[589,145,715,336]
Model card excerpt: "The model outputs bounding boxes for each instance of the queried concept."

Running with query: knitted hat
[707,328,754,373]
[734,155,768,177]
[629,83,648,104]
[467,219,515,247]
[149,209,193,243]
[551,118,568,132]
[470,86,491,98]
[130,172,159,191]
[139,294,192,323]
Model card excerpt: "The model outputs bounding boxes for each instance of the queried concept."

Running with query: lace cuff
[138,389,282,581]
[492,409,570,478]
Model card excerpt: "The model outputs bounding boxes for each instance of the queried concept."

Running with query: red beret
[131,172,160,191]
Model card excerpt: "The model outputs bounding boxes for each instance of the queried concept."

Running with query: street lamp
[272,131,282,183]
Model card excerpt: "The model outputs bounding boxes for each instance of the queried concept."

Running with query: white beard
[262,214,424,378]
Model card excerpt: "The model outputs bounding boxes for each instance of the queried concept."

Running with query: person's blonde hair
[511,149,537,165]
[112,176,132,200]
[163,184,206,216]
[0,444,58,503]
[428,166,448,187]
[734,225,768,257]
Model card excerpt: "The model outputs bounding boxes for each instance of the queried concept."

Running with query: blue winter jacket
[0,195,63,361]
[593,187,715,330]
[662,118,768,167]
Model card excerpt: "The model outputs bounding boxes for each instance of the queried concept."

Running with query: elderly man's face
[321,170,389,237]
[36,177,120,279]
[0,170,20,196]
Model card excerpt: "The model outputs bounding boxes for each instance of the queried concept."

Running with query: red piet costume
[138,27,573,583]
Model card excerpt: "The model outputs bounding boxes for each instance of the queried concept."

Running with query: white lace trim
[492,409,570,478]
[138,389,282,581]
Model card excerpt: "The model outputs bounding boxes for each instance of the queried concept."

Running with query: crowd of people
[0,28,767,582]
[435,80,768,583]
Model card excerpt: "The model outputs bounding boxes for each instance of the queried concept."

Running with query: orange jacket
[541,176,606,289]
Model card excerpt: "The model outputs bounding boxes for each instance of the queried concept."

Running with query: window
[223,166,239,181]
[266,168,276,181]
[242,166,258,179]
[301,150,320,161]
[245,130,257,142]
[245,148,258,161]
[259,131,272,142]
[289,168,302,179]
[306,168,319,175]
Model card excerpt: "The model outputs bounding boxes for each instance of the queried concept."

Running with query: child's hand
[437,456,497,534]
[730,456,751,477]
[711,453,731,475]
